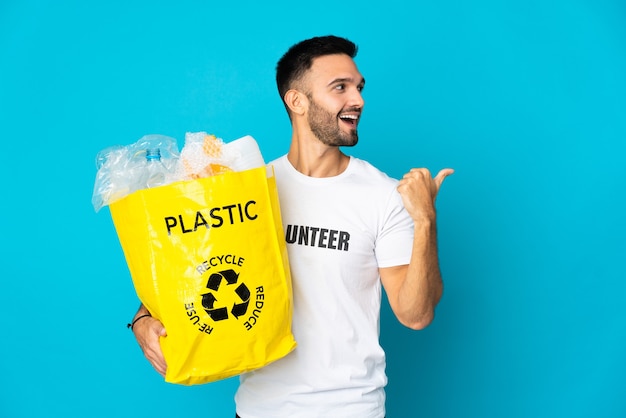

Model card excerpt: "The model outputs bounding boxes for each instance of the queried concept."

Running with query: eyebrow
[328,77,366,88]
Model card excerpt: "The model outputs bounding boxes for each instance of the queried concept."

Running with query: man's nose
[349,88,365,108]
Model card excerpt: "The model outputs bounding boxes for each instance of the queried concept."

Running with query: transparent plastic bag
[92,132,265,212]
[92,134,179,212]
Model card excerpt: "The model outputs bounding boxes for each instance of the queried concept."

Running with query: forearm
[391,166,452,329]
[396,219,443,329]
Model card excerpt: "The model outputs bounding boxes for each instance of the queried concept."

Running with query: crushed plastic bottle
[92,135,179,212]
[144,148,169,188]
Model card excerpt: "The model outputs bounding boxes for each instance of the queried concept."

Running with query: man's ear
[284,89,308,116]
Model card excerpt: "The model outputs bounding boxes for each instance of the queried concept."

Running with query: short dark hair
[276,35,358,101]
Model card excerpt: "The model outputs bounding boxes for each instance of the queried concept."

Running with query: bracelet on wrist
[127,313,151,330]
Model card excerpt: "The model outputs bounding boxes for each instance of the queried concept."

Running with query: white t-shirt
[235,155,414,418]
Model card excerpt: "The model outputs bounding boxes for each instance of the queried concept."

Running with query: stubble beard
[307,97,359,147]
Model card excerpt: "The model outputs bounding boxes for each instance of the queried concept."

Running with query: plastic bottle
[144,148,169,188]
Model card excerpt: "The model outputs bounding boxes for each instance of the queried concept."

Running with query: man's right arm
[130,304,168,376]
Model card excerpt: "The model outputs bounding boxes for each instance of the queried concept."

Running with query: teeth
[340,115,358,120]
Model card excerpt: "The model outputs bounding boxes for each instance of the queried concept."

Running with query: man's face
[303,54,365,147]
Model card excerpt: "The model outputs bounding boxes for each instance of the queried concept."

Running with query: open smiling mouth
[339,114,359,127]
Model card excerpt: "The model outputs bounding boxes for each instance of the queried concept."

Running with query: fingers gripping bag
[96,133,296,385]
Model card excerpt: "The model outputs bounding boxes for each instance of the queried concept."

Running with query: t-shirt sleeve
[375,186,415,268]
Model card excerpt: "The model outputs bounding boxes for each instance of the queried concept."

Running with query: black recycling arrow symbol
[207,307,229,321]
[202,292,217,309]
[231,283,251,319]
[201,292,229,321]
[206,269,239,291]
[201,269,248,322]
[221,269,239,284]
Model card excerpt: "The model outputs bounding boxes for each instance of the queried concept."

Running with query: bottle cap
[146,148,162,161]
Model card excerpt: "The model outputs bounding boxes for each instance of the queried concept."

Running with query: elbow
[400,309,435,331]
[397,290,442,330]
[392,283,443,330]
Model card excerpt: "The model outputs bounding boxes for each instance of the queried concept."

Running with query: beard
[307,96,359,147]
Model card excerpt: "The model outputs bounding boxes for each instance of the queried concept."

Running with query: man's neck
[287,134,350,178]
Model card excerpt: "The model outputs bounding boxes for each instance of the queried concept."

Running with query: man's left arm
[380,168,454,330]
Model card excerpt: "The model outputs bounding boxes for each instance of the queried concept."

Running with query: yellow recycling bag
[109,165,296,385]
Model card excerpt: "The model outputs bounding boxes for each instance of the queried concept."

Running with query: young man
[130,35,453,418]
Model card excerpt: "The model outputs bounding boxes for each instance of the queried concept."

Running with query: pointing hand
[397,168,454,221]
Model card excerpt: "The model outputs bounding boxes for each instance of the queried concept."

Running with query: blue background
[1,1,624,417]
